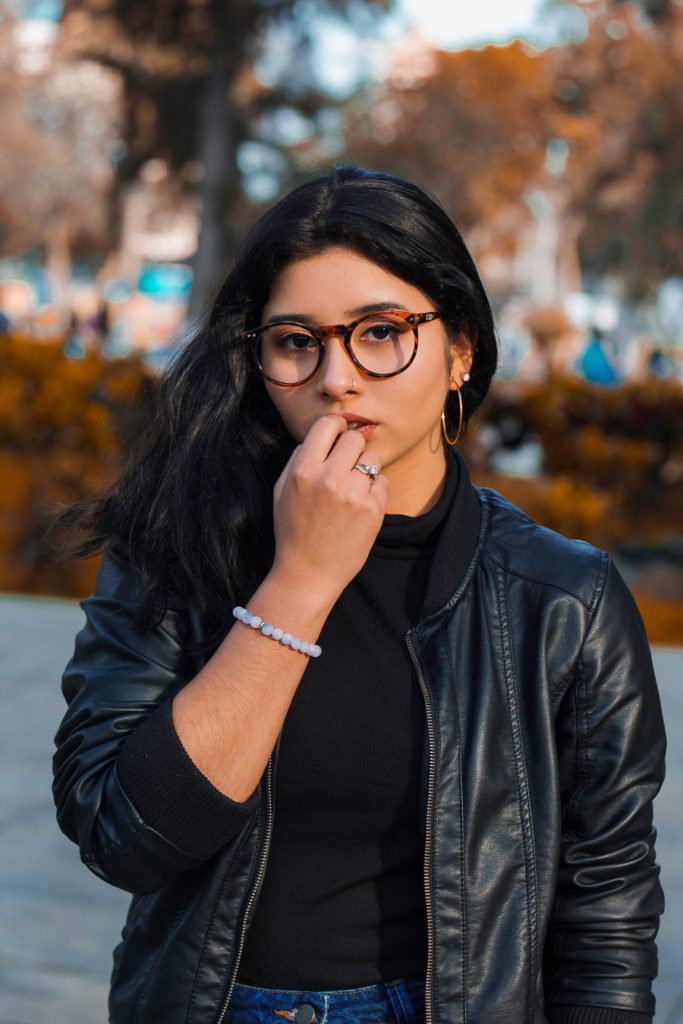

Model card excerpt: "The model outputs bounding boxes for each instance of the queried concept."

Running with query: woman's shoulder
[70,539,206,670]
[91,538,141,598]
[93,539,192,614]
[475,485,609,612]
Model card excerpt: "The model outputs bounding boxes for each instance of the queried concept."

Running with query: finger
[341,445,383,480]
[324,426,371,469]
[369,472,389,510]
[295,414,349,466]
[356,447,382,471]
[347,450,385,495]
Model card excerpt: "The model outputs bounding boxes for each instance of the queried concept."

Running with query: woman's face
[259,246,473,511]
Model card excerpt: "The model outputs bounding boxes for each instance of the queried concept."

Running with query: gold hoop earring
[441,386,463,446]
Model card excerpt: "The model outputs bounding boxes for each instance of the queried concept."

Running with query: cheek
[265,383,289,413]
[393,355,449,406]
[265,386,309,434]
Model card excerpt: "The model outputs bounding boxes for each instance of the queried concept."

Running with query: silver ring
[353,462,379,482]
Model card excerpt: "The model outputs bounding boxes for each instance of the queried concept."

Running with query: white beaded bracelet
[232,606,322,658]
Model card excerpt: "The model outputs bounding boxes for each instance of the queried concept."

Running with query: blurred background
[1,3,683,1020]
[1,0,683,638]
[1,0,682,640]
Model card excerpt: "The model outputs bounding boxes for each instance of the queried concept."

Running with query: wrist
[267,561,340,614]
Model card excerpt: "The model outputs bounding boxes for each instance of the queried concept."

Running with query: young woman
[51,165,666,1024]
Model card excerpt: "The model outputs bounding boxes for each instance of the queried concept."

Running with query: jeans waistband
[229,975,426,1024]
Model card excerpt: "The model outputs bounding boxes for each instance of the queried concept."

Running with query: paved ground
[0,594,681,1023]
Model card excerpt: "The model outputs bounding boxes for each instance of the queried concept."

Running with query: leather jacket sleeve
[52,545,260,895]
[544,555,666,1023]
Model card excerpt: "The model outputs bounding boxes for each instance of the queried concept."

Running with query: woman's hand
[271,413,389,601]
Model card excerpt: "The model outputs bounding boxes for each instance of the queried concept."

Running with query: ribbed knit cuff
[116,698,261,860]
[547,1007,651,1024]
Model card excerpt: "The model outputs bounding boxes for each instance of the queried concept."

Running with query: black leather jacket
[53,485,666,1024]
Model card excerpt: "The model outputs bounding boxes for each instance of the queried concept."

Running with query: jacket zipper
[406,629,437,1024]
[215,752,275,1024]
[215,641,436,1024]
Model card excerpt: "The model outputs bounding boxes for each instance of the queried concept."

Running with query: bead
[232,607,320,658]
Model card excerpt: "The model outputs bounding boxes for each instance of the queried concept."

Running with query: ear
[448,329,474,388]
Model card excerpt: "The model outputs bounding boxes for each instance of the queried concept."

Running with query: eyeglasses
[243,310,441,387]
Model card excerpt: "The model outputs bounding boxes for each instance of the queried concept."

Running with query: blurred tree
[58,0,394,313]
[592,0,674,21]
[344,38,560,300]
[0,6,121,288]
[550,1,683,296]
[344,0,683,302]
[348,38,551,235]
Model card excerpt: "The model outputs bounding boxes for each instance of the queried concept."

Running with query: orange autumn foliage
[346,3,683,295]
[0,336,151,597]
[464,375,683,643]
[630,591,683,646]
[2,337,681,643]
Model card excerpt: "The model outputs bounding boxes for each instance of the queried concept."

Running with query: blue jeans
[227,976,426,1024]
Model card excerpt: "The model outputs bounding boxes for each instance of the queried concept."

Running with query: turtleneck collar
[371,446,482,621]
[375,446,459,549]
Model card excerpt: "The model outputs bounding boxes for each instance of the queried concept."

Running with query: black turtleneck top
[236,447,482,988]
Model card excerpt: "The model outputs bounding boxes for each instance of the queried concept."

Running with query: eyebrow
[263,302,409,326]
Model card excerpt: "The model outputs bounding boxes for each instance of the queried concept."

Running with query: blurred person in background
[50,165,665,1024]
[576,325,622,387]
[64,286,109,359]
[646,345,677,380]
[0,279,34,335]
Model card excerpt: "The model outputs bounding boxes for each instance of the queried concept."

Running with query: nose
[314,333,359,395]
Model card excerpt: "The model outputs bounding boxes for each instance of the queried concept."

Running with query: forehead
[262,246,432,319]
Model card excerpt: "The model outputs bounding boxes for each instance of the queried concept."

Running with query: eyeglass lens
[258,312,416,384]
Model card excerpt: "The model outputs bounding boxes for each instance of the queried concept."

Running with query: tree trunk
[558,209,584,298]
[43,217,72,315]
[188,8,243,318]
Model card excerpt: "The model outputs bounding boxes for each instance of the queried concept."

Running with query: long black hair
[48,164,498,652]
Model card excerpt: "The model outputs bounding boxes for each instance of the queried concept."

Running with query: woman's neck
[383,445,450,517]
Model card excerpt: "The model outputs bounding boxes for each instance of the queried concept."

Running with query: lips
[341,415,376,429]
[348,422,377,440]
[327,416,377,449]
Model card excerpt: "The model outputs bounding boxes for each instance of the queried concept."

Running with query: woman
[51,165,666,1024]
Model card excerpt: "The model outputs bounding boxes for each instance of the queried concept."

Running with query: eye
[271,328,317,351]
[357,315,411,344]
[366,324,395,341]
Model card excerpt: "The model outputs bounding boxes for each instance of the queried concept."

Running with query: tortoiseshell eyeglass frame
[242,310,441,386]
